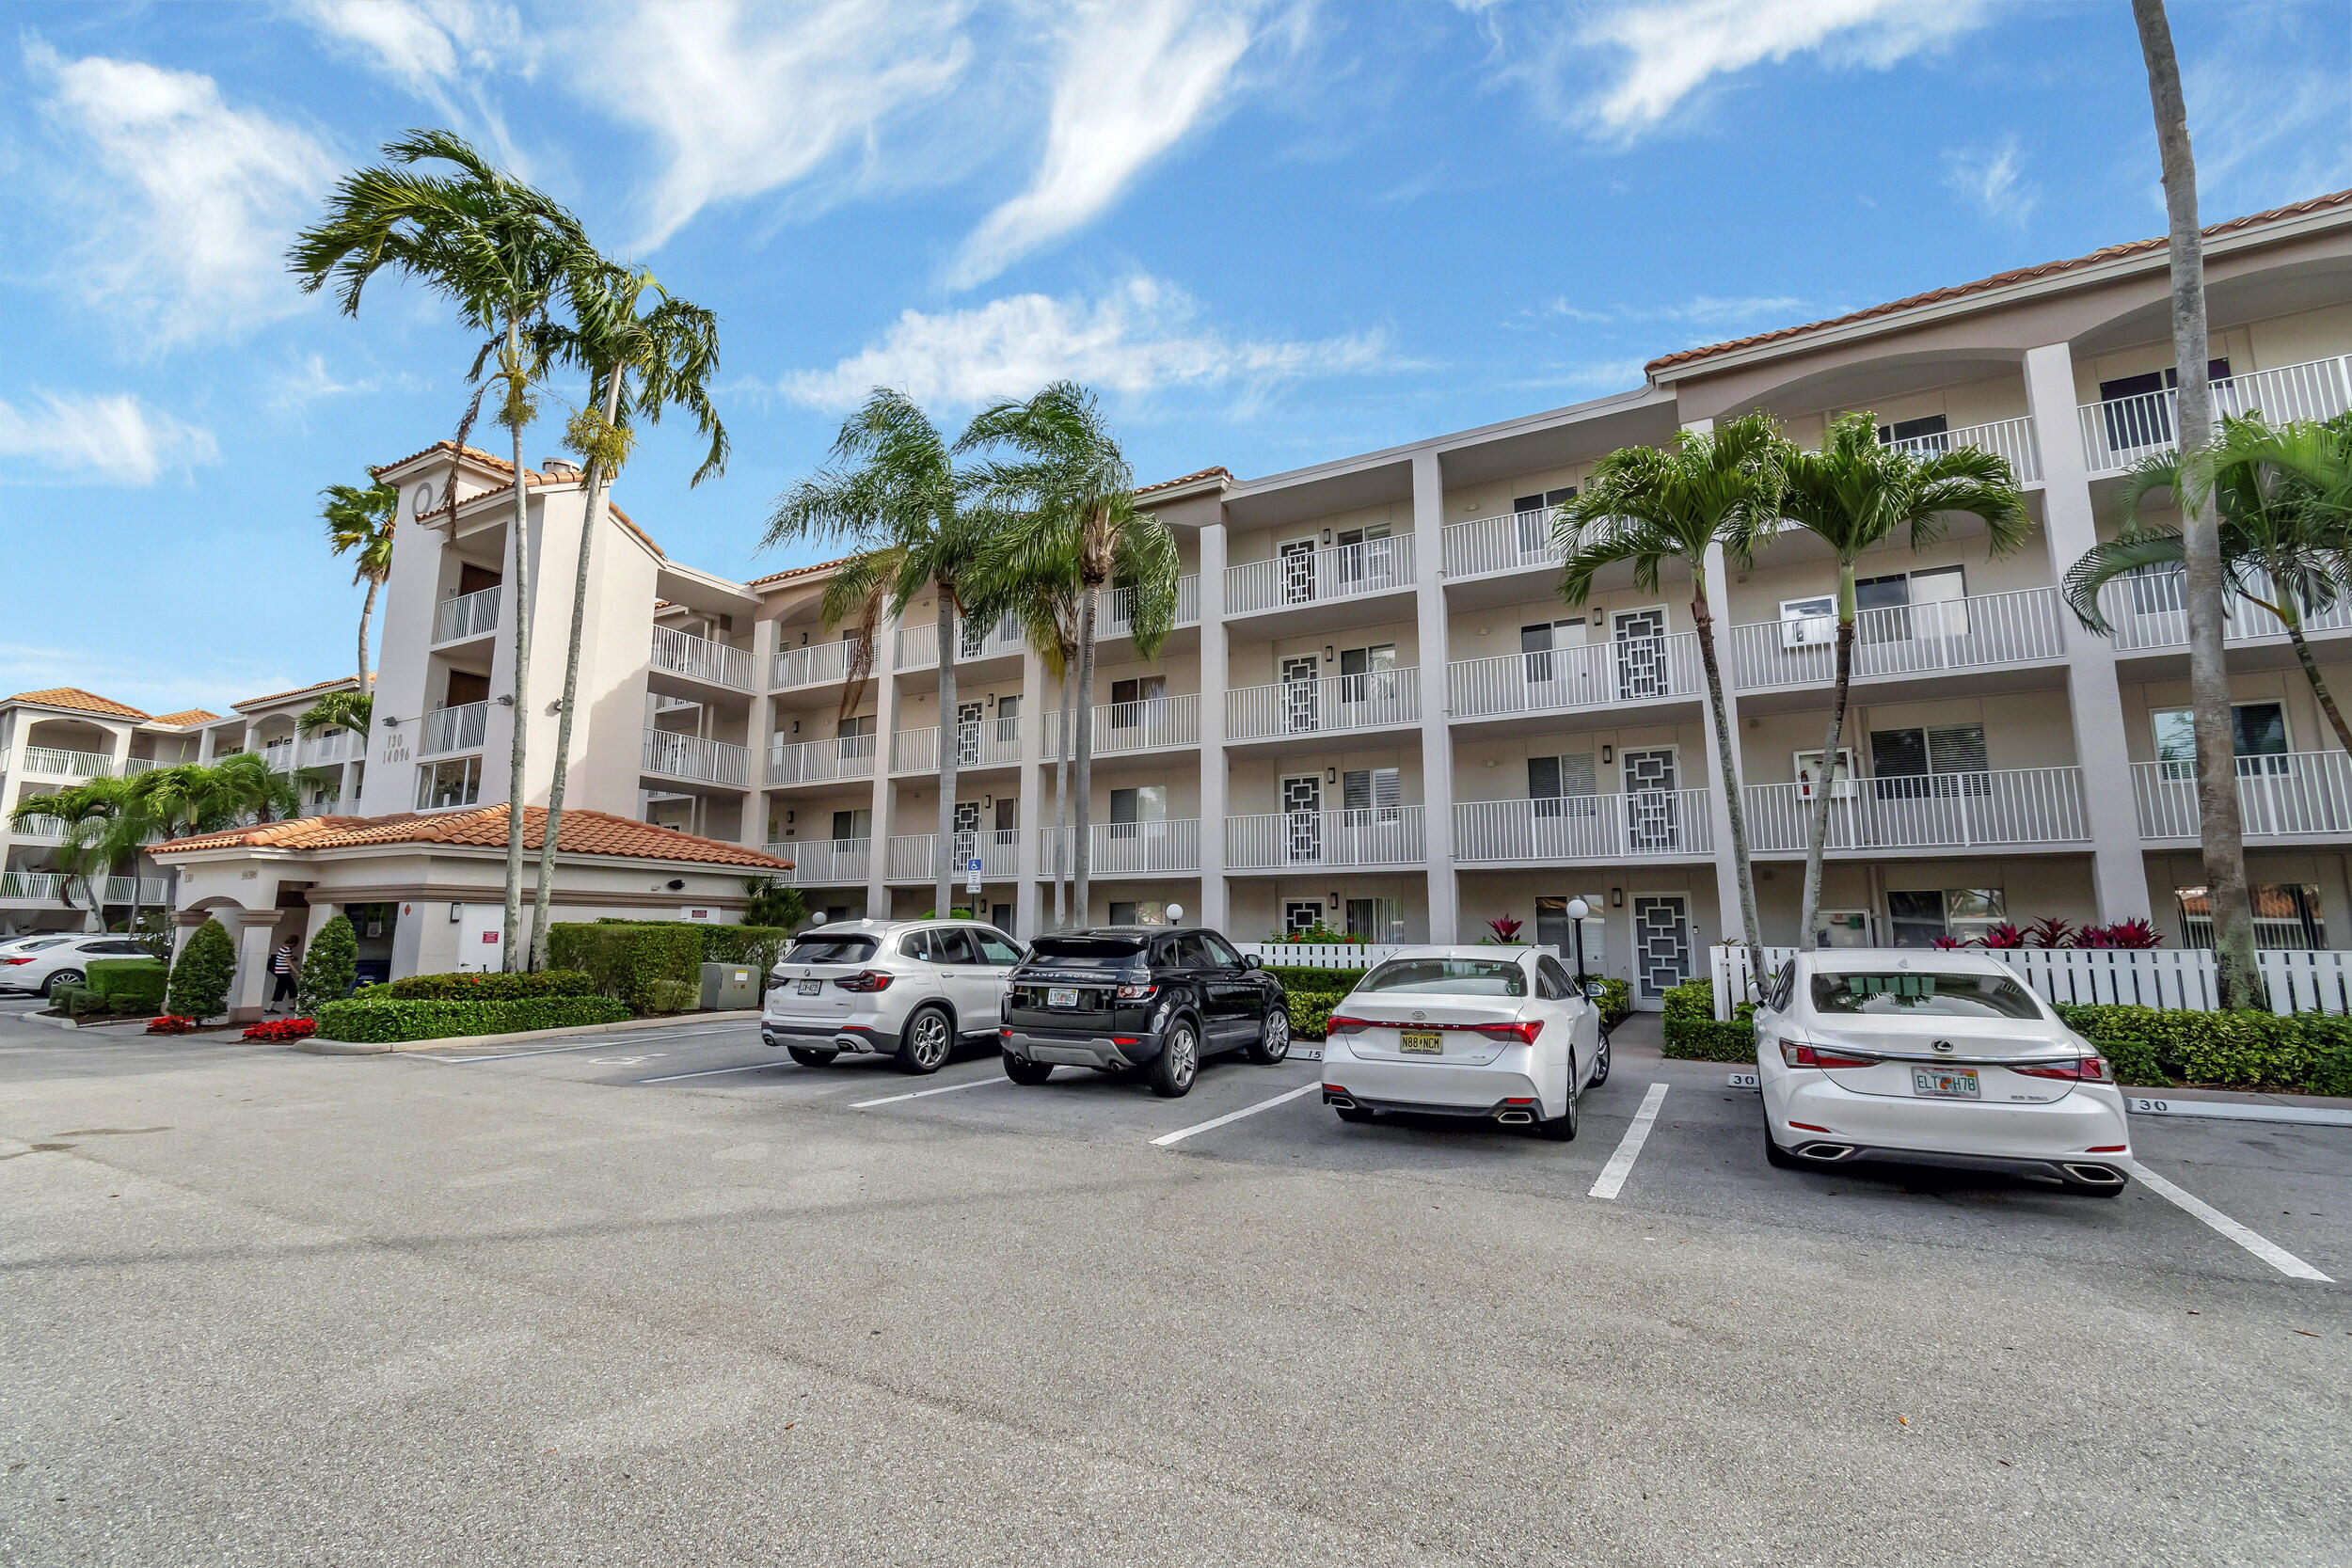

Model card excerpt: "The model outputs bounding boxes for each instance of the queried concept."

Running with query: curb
[295,1009,761,1056]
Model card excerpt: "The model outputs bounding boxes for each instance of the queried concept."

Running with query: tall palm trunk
[935,594,961,919]
[499,318,536,973]
[530,364,626,970]
[1797,569,1857,950]
[1691,584,1764,987]
[1053,665,1073,928]
[356,578,377,690]
[1073,587,1099,924]
[2280,605,2352,754]
[2134,0,2260,1006]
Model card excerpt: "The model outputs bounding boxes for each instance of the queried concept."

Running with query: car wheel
[1002,1052,1053,1085]
[1248,1006,1291,1065]
[1334,1104,1375,1124]
[1587,1029,1612,1086]
[786,1046,837,1069]
[1532,1061,1579,1141]
[894,1006,954,1074]
[1762,1110,1799,1169]
[1147,1019,1199,1099]
[44,970,83,999]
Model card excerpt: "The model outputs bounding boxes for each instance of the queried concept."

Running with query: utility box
[699,962,759,1011]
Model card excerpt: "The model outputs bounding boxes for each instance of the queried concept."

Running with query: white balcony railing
[1879,414,2042,483]
[761,836,872,886]
[2134,752,2352,842]
[103,876,169,904]
[1038,818,1202,877]
[23,747,112,779]
[262,739,297,774]
[1100,574,1201,639]
[651,626,755,691]
[431,583,501,644]
[1454,791,1717,864]
[1443,508,1561,580]
[1229,667,1422,742]
[1448,634,1702,720]
[1744,767,2091,854]
[1040,694,1200,761]
[2097,566,2352,653]
[0,871,68,901]
[1727,586,2067,692]
[1226,534,1416,616]
[420,702,489,756]
[642,728,752,787]
[299,729,360,768]
[2078,355,2352,475]
[766,734,876,785]
[10,814,68,840]
[771,636,864,691]
[895,610,1025,671]
[892,716,1023,774]
[1227,805,1425,871]
[123,758,156,776]
[887,829,1021,883]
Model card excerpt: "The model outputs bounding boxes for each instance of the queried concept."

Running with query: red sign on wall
[483,931,501,943]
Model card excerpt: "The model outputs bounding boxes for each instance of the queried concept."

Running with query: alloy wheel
[913,1011,950,1069]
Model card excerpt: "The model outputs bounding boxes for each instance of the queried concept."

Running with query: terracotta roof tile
[7,687,149,720]
[234,674,367,711]
[1645,187,2352,376]
[746,554,857,590]
[152,804,790,869]
[1137,466,1232,497]
[149,709,222,727]
[370,439,517,481]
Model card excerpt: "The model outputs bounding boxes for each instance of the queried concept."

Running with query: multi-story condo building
[138,189,2352,1006]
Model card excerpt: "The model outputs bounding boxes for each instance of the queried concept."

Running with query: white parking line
[2128,1096,2352,1129]
[431,1025,753,1064]
[637,1061,788,1084]
[2124,1159,2333,1282]
[851,1075,1014,1108]
[1589,1083,1669,1201]
[1151,1081,1322,1148]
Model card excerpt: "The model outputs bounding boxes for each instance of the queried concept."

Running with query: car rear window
[785,936,878,965]
[1810,971,2043,1019]
[1357,958,1528,997]
[1026,936,1148,969]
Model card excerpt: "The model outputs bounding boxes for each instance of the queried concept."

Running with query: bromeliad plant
[1487,915,1525,942]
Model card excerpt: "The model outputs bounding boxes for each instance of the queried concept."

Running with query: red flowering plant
[1487,915,1524,943]
[1931,935,1974,950]
[2024,917,2074,949]
[243,1018,316,1042]
[146,1015,199,1035]
[1979,923,2026,949]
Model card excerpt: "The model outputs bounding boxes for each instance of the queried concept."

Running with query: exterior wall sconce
[1324,644,1335,662]
[1321,528,1333,546]
[1601,744,1613,765]
[1611,887,1624,908]
[1589,607,1604,626]
[785,810,795,824]
[1325,766,1337,784]
[1327,891,1340,909]
[449,902,463,923]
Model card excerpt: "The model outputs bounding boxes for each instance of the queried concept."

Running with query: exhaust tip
[2063,1163,2126,1186]
[1798,1142,1856,1161]
[1496,1110,1534,1125]
[1324,1093,1357,1110]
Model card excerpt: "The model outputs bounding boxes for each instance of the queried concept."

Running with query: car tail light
[1473,1020,1543,1045]
[0,957,31,966]
[833,971,893,992]
[2013,1055,2108,1082]
[2087,1145,2127,1153]
[1780,1039,1872,1069]
[1115,982,1156,1000]
[1325,1015,1371,1037]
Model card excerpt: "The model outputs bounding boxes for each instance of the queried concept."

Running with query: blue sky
[2,0,2346,714]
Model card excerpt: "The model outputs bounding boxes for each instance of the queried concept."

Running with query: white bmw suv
[761,919,1026,1074]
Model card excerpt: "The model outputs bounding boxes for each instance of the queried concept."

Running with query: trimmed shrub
[1286,990,1345,1040]
[2054,1005,2352,1094]
[700,925,789,975]
[1266,965,1372,993]
[362,969,598,1002]
[53,984,106,1020]
[313,995,632,1044]
[297,915,358,1015]
[1588,975,1633,1028]
[546,923,706,1015]
[87,958,168,1014]
[1661,978,1757,1062]
[167,918,236,1022]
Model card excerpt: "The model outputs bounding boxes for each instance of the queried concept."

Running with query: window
[838,714,876,739]
[972,928,1025,965]
[1536,895,1606,968]
[1876,413,1949,450]
[1528,753,1597,818]
[1855,565,1965,641]
[1027,935,1147,967]
[1284,901,1324,934]
[1199,932,1243,969]
[1108,899,1169,927]
[1110,675,1167,715]
[1344,896,1405,942]
[787,934,878,965]
[1536,955,1580,1000]
[2152,702,2290,781]
[2177,884,2327,951]
[1173,933,1215,969]
[1811,970,2043,1020]
[1868,723,1988,798]
[1779,594,1836,650]
[1343,767,1402,822]
[1887,888,2006,947]
[415,756,480,810]
[1519,619,1583,685]
[1337,644,1399,705]
[1510,486,1576,553]
[1359,958,1526,996]
[2098,361,2231,452]
[1109,784,1168,835]
[831,808,872,842]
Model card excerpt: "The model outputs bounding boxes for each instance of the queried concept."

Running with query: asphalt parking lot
[4,1000,2347,1565]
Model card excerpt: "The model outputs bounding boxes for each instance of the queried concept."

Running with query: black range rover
[998,927,1290,1098]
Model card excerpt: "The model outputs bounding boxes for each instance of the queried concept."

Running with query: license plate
[797,979,822,996]
[1048,987,1080,1009]
[1399,1030,1442,1055]
[1912,1068,1980,1100]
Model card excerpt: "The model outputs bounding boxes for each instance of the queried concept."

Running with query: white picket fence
[1235,942,1400,970]
[1709,944,2352,1020]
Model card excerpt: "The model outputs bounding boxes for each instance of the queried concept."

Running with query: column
[1409,451,1459,943]
[863,611,901,918]
[2022,341,2153,924]
[227,909,283,1022]
[746,614,779,850]
[1196,520,1230,932]
[1696,536,1750,951]
[1013,645,1046,938]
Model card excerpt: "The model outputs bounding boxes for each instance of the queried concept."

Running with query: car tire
[1587,1029,1612,1087]
[44,970,83,999]
[1762,1115,1799,1169]
[1002,1052,1053,1085]
[1147,1018,1200,1099]
[1248,1006,1291,1065]
[786,1046,837,1069]
[894,1006,954,1074]
[1334,1103,1375,1124]
[1532,1058,1580,1141]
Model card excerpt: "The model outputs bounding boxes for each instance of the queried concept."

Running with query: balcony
[1744,767,2091,854]
[23,747,112,779]
[1454,791,1717,865]
[262,739,297,774]
[892,716,1023,774]
[1878,414,2042,483]
[1038,818,1201,877]
[1228,668,1421,744]
[103,876,168,904]
[1727,586,2067,694]
[2135,752,2352,843]
[0,870,67,902]
[2078,355,2352,475]
[896,610,1025,671]
[1226,535,1416,617]
[1448,635,1701,722]
[431,583,501,644]
[766,734,876,786]
[886,829,1021,883]
[1040,694,1200,761]
[2097,566,2352,654]
[641,728,751,788]
[419,702,488,757]
[771,636,864,691]
[1443,508,1559,582]
[1100,574,1201,639]
[651,626,755,692]
[123,758,156,776]
[10,814,67,841]
[760,835,871,886]
[1227,805,1425,872]
[300,729,361,768]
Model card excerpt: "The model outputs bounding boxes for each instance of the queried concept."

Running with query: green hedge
[1286,990,1344,1040]
[87,958,168,1012]
[547,923,706,1015]
[1661,979,1758,1062]
[313,995,631,1044]
[700,925,789,974]
[1589,976,1633,1028]
[2055,1005,2352,1094]
[360,969,599,1002]
[1265,965,1370,993]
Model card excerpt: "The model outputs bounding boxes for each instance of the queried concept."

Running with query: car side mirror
[1241,953,1261,970]
[1583,980,1607,999]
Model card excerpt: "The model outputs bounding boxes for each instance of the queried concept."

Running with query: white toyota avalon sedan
[1319,945,1605,1140]
[1755,950,2132,1194]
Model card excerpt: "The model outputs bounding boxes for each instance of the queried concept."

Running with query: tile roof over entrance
[152,805,791,869]
[7,687,149,720]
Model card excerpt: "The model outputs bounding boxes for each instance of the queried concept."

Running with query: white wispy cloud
[948,0,1263,288]
[26,42,338,346]
[1944,134,2037,227]
[1534,293,1807,327]
[2183,25,2352,218]
[781,275,1391,412]
[286,0,530,161]
[268,354,385,415]
[0,393,219,485]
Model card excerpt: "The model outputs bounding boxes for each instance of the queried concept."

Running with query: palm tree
[2064,412,2352,756]
[1778,414,2028,948]
[2132,0,2261,1006]
[762,390,992,922]
[959,383,1177,924]
[291,127,594,971]
[295,689,373,738]
[527,261,728,970]
[10,777,148,931]
[320,480,397,688]
[1553,412,1790,985]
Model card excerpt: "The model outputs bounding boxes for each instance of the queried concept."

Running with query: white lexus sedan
[1319,946,1605,1140]
[1755,950,2132,1195]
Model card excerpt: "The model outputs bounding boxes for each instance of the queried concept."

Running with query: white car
[1755,949,2132,1195]
[761,919,1025,1074]
[0,935,159,998]
[1319,945,1606,1139]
